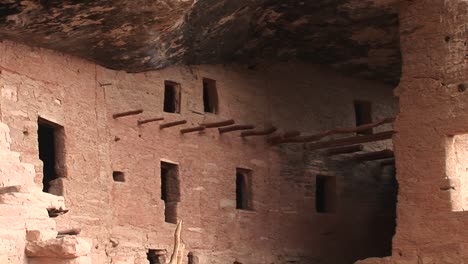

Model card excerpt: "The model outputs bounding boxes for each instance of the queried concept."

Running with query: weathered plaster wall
[0,40,398,264]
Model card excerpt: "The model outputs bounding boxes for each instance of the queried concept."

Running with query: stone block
[29,256,92,264]
[111,255,135,264]
[26,219,58,242]
[26,236,91,258]
[30,190,66,211]
[0,204,49,219]
[219,199,235,208]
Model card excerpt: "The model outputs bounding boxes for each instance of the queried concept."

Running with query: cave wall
[0,40,398,264]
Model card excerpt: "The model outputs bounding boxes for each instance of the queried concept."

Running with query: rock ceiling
[0,0,401,84]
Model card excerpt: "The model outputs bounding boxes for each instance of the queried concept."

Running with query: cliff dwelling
[0,0,466,264]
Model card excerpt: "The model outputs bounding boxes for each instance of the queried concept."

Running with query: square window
[354,100,373,135]
[203,78,218,114]
[112,171,125,182]
[316,175,336,213]
[147,249,167,264]
[236,168,253,210]
[161,161,180,223]
[38,117,65,195]
[164,81,181,113]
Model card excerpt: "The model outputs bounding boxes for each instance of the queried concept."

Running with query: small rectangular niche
[316,175,336,213]
[164,81,181,113]
[161,161,180,224]
[354,100,373,135]
[236,168,253,210]
[38,117,65,195]
[147,249,167,264]
[203,78,218,114]
[112,171,125,182]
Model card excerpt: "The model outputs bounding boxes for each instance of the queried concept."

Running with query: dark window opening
[164,81,181,113]
[188,252,198,264]
[203,78,218,114]
[38,118,64,194]
[161,161,180,224]
[113,171,125,182]
[354,100,373,135]
[316,175,336,213]
[236,168,253,210]
[147,249,166,264]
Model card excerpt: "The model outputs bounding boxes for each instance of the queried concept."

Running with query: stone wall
[0,40,398,264]
[0,121,92,263]
[358,1,468,264]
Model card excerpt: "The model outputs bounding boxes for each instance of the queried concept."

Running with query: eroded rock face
[0,0,401,84]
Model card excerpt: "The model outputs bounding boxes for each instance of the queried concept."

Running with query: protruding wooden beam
[200,119,235,128]
[306,131,395,151]
[352,149,394,161]
[282,131,301,138]
[57,228,81,237]
[47,208,69,218]
[323,144,364,156]
[380,159,396,167]
[267,131,301,144]
[112,109,143,119]
[138,117,164,125]
[160,120,187,129]
[274,117,395,144]
[219,125,254,134]
[180,126,205,134]
[241,126,278,137]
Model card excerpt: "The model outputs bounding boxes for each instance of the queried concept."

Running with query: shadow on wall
[278,144,397,264]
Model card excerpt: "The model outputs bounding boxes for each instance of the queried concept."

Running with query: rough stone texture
[26,237,91,258]
[358,0,468,263]
[0,40,398,263]
[0,104,92,263]
[28,256,92,264]
[0,0,401,84]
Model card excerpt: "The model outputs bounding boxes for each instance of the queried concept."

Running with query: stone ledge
[26,236,91,259]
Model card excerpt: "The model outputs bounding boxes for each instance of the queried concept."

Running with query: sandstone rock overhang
[0,0,401,85]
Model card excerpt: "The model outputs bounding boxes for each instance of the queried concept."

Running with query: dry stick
[352,149,394,161]
[381,159,396,167]
[241,126,278,137]
[112,109,144,119]
[324,144,364,156]
[137,117,164,125]
[306,131,395,151]
[176,244,185,264]
[274,117,395,144]
[160,120,187,129]
[267,131,301,143]
[200,119,235,128]
[169,221,183,264]
[180,126,205,134]
[219,125,254,134]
